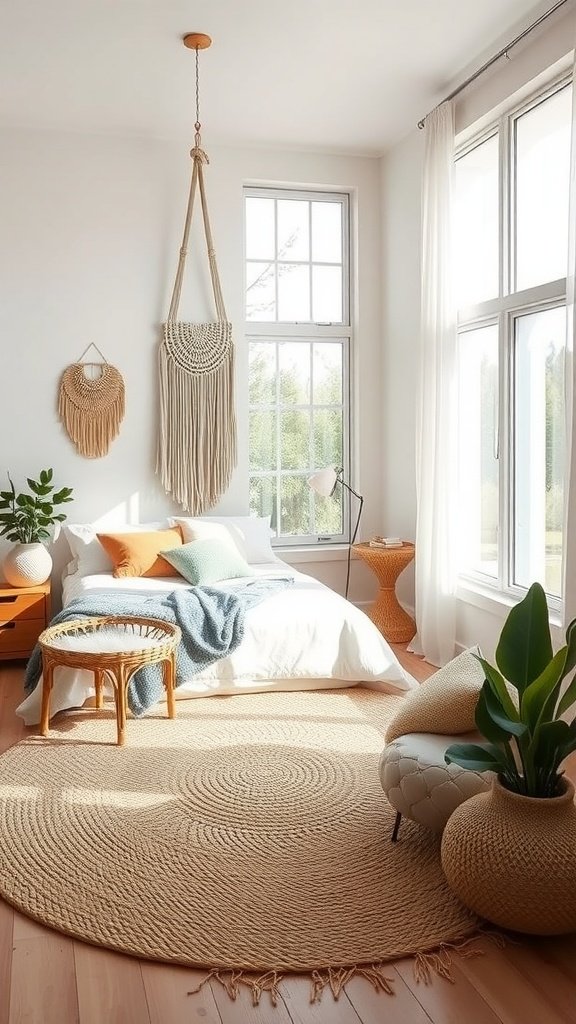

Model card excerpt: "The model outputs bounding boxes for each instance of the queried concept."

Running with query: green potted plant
[440,582,576,934]
[0,469,73,586]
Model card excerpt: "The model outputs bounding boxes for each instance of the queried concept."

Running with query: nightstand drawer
[0,619,43,655]
[0,592,45,621]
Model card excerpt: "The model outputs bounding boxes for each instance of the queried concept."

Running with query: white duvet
[16,561,416,725]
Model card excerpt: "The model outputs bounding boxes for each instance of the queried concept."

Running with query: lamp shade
[307,467,340,498]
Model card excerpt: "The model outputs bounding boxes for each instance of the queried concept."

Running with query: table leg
[113,665,128,747]
[40,663,54,737]
[94,669,104,709]
[163,656,176,720]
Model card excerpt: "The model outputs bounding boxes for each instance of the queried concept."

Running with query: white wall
[0,128,382,605]
[379,6,576,658]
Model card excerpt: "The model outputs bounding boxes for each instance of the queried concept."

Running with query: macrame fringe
[157,334,236,513]
[187,931,508,1007]
[58,364,125,458]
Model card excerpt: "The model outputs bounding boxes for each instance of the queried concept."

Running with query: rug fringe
[188,969,284,1007]
[187,931,508,1007]
[413,930,508,985]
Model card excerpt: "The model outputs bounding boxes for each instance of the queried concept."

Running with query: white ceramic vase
[2,543,52,587]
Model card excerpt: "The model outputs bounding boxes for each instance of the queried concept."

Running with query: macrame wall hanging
[58,343,125,458]
[157,32,237,514]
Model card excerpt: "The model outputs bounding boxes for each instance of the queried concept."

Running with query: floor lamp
[307,466,364,599]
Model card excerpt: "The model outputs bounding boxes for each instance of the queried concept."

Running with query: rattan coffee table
[39,616,181,746]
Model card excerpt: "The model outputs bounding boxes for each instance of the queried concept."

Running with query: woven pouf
[441,777,576,935]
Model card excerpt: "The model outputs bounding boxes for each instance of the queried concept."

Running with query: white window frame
[244,187,352,546]
[456,71,571,611]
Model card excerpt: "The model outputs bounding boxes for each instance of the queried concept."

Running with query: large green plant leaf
[557,673,576,718]
[445,742,506,772]
[475,656,519,719]
[495,582,552,694]
[521,647,568,730]
[529,719,570,765]
[475,685,511,742]
[476,680,526,738]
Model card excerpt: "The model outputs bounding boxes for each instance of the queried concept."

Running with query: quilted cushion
[385,647,485,743]
[379,731,490,832]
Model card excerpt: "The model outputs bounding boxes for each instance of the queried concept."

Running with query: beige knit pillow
[385,647,485,742]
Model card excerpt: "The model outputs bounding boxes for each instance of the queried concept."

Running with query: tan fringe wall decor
[157,84,236,513]
[58,361,125,459]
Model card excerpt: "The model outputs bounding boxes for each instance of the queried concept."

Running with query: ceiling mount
[183,33,212,50]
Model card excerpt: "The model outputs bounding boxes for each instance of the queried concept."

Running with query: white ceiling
[0,0,551,155]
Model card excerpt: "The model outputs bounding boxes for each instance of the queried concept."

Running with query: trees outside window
[455,77,571,603]
[245,189,351,543]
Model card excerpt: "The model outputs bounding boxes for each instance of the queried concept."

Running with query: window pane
[514,307,565,597]
[458,324,499,578]
[454,135,499,307]
[249,411,276,472]
[277,200,309,261]
[278,264,310,321]
[246,261,275,321]
[313,343,343,404]
[314,409,343,468]
[312,201,342,263]
[250,476,277,533]
[312,265,342,322]
[279,476,312,535]
[515,86,572,291]
[313,490,343,536]
[249,342,276,405]
[246,197,275,260]
[279,342,310,404]
[280,410,311,470]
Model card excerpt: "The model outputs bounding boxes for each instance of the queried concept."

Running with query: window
[245,189,350,543]
[455,77,571,602]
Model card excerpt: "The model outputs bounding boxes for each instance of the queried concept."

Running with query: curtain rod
[417,0,571,128]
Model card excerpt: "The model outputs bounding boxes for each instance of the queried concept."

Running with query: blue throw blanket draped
[25,579,291,716]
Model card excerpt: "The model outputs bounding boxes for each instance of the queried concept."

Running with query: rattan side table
[39,616,181,746]
[353,542,416,643]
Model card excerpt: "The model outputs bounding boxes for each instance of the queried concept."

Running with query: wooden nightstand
[353,542,416,643]
[0,581,51,661]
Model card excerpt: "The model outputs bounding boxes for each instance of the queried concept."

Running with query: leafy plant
[0,469,73,544]
[445,582,576,798]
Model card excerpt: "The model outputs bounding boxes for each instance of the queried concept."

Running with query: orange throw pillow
[97,527,183,578]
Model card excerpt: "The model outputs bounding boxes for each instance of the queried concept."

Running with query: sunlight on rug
[0,688,481,1003]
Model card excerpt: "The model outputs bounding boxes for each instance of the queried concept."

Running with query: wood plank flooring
[1,651,576,1024]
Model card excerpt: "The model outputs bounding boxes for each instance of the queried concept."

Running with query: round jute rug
[0,688,478,972]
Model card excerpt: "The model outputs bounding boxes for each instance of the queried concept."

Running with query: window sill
[274,544,353,564]
[457,578,563,632]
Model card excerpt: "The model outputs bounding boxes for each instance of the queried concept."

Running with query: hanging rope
[157,42,236,513]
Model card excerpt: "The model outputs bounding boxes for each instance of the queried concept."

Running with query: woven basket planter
[441,776,576,935]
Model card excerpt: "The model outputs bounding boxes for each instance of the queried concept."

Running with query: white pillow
[170,516,277,564]
[63,521,167,575]
[171,519,245,556]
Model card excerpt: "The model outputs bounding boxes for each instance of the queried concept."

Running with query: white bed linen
[16,561,416,725]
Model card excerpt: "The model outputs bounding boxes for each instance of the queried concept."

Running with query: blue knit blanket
[25,579,292,716]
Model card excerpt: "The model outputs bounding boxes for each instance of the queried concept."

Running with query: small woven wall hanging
[157,33,237,514]
[58,344,125,459]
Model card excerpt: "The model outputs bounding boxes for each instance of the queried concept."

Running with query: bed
[16,556,416,725]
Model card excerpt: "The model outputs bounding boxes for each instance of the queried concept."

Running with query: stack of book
[369,536,403,549]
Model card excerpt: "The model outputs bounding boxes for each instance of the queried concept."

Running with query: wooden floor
[1,650,576,1024]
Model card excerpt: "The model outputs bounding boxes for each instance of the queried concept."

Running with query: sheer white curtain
[563,59,576,628]
[409,101,458,666]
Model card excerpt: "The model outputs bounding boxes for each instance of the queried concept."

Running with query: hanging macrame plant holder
[157,37,236,513]
[58,346,125,459]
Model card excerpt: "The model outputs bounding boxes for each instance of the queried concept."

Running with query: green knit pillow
[161,538,253,586]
